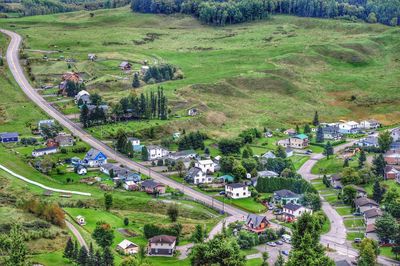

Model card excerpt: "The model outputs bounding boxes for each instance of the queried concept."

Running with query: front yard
[214,196,266,214]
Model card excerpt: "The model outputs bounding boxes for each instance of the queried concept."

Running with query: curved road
[66,220,88,249]
[2,29,398,265]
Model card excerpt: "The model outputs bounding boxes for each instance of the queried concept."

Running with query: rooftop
[274,189,299,198]
[149,235,176,244]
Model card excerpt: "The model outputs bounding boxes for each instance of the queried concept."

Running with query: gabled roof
[186,167,202,178]
[283,203,302,211]
[364,208,382,219]
[149,235,176,244]
[354,197,379,207]
[262,151,276,159]
[330,174,341,181]
[85,148,106,160]
[119,61,131,67]
[274,189,299,198]
[246,214,268,228]
[197,159,214,165]
[349,185,366,194]
[226,183,247,189]
[366,223,376,233]
[293,134,308,140]
[117,239,138,249]
[141,179,164,189]
[258,170,278,178]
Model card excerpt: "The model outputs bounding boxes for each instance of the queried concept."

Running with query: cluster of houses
[383,128,400,184]
[277,133,309,149]
[273,189,313,222]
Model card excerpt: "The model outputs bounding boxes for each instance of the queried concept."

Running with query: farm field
[0,7,399,139]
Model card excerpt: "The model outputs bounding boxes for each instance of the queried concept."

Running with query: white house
[76,215,86,226]
[354,197,379,214]
[117,239,138,255]
[225,183,250,199]
[357,136,379,148]
[128,138,140,146]
[148,235,176,256]
[82,148,108,167]
[363,208,382,225]
[195,159,215,174]
[360,119,380,129]
[391,128,400,142]
[32,147,58,157]
[76,165,87,175]
[282,203,313,222]
[146,145,170,160]
[74,90,90,104]
[185,167,212,184]
[339,121,359,134]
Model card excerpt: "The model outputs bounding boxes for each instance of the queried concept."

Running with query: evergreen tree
[322,174,330,188]
[94,250,102,265]
[378,131,393,153]
[316,126,324,143]
[324,142,333,159]
[87,242,95,266]
[77,246,88,265]
[102,247,114,266]
[5,224,28,266]
[261,251,269,266]
[359,149,366,168]
[73,240,79,260]
[80,104,90,128]
[295,124,300,134]
[63,237,74,259]
[167,204,179,222]
[192,224,204,243]
[358,239,378,266]
[104,193,113,211]
[343,158,349,167]
[275,145,287,159]
[141,146,149,161]
[132,72,140,88]
[304,124,311,134]
[242,148,250,158]
[372,180,384,203]
[372,154,386,177]
[274,253,285,266]
[312,111,319,126]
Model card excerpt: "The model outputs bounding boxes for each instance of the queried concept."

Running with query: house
[339,121,359,134]
[357,136,379,148]
[363,208,382,225]
[273,189,301,205]
[185,167,212,184]
[74,90,91,105]
[76,215,85,226]
[119,61,132,71]
[354,198,379,214]
[263,131,273,138]
[348,185,367,198]
[75,165,87,175]
[287,134,309,149]
[257,170,279,178]
[71,157,81,166]
[127,137,143,152]
[187,108,198,116]
[46,139,58,148]
[148,235,176,256]
[100,163,119,175]
[262,151,276,160]
[365,224,379,241]
[385,166,400,180]
[86,104,109,115]
[141,65,149,75]
[38,119,55,131]
[0,132,19,143]
[168,150,197,161]
[282,203,313,222]
[218,175,234,183]
[119,171,141,183]
[384,151,400,165]
[55,134,74,147]
[117,239,138,255]
[123,180,139,191]
[285,148,294,157]
[225,183,250,199]
[32,147,58,157]
[245,214,270,234]
[277,139,290,147]
[284,128,297,136]
[58,72,82,95]
[330,174,343,189]
[82,148,108,167]
[391,128,400,142]
[322,126,342,140]
[195,159,215,174]
[146,145,170,161]
[88,53,97,61]
[141,179,166,194]
[360,119,380,130]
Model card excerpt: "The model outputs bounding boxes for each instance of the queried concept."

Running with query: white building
[391,128,400,142]
[74,90,90,104]
[225,183,250,199]
[76,215,86,226]
[359,119,380,129]
[128,138,140,146]
[185,167,212,184]
[282,203,313,222]
[195,159,215,174]
[146,145,170,160]
[117,239,138,255]
[339,121,359,134]
[32,147,58,157]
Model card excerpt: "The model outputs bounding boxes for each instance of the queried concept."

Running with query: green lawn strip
[346,232,364,241]
[335,207,353,216]
[363,180,400,197]
[31,251,73,266]
[214,196,266,214]
[246,258,263,266]
[291,155,309,170]
[343,218,365,229]
[379,246,398,260]
[311,156,358,175]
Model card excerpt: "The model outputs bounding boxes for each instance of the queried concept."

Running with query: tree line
[131,0,400,26]
[143,64,182,84]
[255,177,317,194]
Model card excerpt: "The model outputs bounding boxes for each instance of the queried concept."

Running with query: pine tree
[316,126,324,143]
[132,72,140,88]
[94,250,102,265]
[7,224,28,266]
[312,111,319,126]
[242,149,250,158]
[304,124,311,134]
[275,145,287,159]
[63,237,74,259]
[373,180,384,203]
[80,104,90,128]
[359,149,366,168]
[324,142,333,159]
[102,247,114,266]
[295,124,300,134]
[262,251,269,266]
[373,154,386,177]
[343,158,349,168]
[274,252,285,266]
[87,242,95,266]
[73,240,79,260]
[322,174,330,188]
[193,224,204,243]
[141,146,149,161]
[77,246,89,265]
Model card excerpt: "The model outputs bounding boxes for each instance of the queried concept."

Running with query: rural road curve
[65,220,88,249]
[2,29,399,265]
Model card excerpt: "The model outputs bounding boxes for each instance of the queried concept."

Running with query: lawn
[343,218,365,229]
[335,207,353,216]
[214,196,266,214]
[346,232,364,241]
[291,155,309,170]
[363,179,400,197]
[311,156,358,175]
[1,8,399,140]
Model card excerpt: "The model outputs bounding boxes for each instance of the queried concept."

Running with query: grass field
[1,7,399,139]
[311,155,358,175]
[215,195,266,214]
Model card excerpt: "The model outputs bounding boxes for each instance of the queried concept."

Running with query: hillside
[0,7,399,138]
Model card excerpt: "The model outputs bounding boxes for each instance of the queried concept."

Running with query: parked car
[275,240,283,245]
[267,242,277,247]
[354,238,362,244]
[282,250,289,256]
[219,191,225,195]
[353,212,362,216]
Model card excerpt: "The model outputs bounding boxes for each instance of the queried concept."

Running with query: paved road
[65,220,88,249]
[0,164,91,196]
[0,28,246,218]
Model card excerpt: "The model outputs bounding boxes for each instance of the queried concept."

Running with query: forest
[131,0,400,26]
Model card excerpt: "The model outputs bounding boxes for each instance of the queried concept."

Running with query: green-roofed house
[219,175,234,183]
[289,133,309,149]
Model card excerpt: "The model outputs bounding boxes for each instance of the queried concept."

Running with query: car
[275,240,283,245]
[307,149,313,153]
[353,212,362,216]
[268,205,274,210]
[354,238,362,244]
[219,191,225,195]
[282,250,289,256]
[267,242,277,247]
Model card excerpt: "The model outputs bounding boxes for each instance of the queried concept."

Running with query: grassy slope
[0,8,399,139]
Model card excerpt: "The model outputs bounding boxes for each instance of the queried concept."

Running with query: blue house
[0,132,19,143]
[82,148,108,167]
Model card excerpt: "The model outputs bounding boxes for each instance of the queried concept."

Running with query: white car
[266,242,277,247]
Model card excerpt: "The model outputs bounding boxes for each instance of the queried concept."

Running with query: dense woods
[131,0,400,26]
